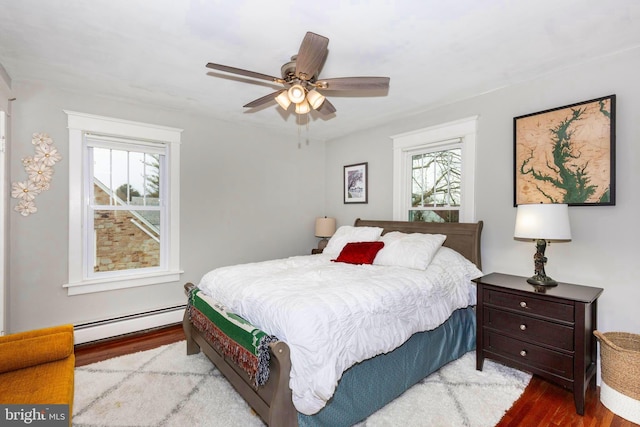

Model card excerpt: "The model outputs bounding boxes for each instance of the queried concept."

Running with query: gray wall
[5,46,639,338]
[0,66,10,111]
[7,82,324,332]
[325,47,640,336]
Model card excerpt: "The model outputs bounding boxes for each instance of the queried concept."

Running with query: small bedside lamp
[514,203,571,287]
[315,217,336,251]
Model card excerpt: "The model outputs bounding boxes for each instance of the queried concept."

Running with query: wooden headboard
[353,218,483,270]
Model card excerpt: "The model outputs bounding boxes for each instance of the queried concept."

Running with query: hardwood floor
[74,323,185,367]
[497,377,637,427]
[74,325,638,427]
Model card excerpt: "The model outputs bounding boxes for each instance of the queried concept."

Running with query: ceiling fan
[206,32,390,116]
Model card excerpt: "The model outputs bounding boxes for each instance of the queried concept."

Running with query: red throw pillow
[332,241,385,265]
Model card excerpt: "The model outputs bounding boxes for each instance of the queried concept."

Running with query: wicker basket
[594,330,640,424]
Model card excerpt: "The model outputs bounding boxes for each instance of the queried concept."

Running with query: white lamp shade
[306,90,325,110]
[514,203,571,240]
[288,84,306,104]
[295,99,311,114]
[315,217,336,238]
[274,91,291,110]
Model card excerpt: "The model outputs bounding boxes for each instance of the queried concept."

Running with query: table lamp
[514,203,571,287]
[315,217,336,251]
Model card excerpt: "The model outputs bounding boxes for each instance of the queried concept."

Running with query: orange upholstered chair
[0,324,75,423]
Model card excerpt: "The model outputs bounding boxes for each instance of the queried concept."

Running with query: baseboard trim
[74,305,186,344]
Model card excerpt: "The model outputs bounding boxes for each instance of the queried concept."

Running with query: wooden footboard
[183,282,298,427]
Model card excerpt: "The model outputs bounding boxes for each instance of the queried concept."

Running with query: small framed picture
[343,162,368,204]
[514,94,616,206]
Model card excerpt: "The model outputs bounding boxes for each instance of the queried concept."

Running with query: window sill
[63,270,184,295]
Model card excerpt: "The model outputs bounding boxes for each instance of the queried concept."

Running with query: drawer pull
[519,324,527,331]
[520,350,527,357]
[519,301,528,308]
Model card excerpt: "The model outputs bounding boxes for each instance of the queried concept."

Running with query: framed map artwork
[514,94,616,206]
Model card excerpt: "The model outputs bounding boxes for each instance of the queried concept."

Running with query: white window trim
[64,110,183,295]
[391,116,478,222]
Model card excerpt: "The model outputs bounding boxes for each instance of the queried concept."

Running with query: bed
[183,218,483,426]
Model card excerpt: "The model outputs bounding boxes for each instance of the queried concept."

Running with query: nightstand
[311,248,323,254]
[474,272,603,415]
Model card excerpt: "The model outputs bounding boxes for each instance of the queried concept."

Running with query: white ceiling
[1,0,640,140]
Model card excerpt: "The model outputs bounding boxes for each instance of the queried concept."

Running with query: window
[392,117,477,223]
[410,144,462,222]
[88,138,163,275]
[65,111,182,295]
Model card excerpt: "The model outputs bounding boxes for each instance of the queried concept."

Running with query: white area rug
[73,341,531,427]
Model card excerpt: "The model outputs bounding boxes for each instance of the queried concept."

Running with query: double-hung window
[87,136,164,274]
[65,111,182,295]
[409,142,462,222]
[392,117,477,223]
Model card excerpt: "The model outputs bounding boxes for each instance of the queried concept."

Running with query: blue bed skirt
[298,306,476,427]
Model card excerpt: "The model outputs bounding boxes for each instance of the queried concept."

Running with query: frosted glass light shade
[274,91,291,110]
[306,90,325,110]
[288,84,306,103]
[514,203,571,241]
[295,99,311,114]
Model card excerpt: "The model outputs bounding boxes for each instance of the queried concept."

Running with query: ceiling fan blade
[317,99,336,115]
[206,63,283,84]
[243,90,285,108]
[295,32,329,80]
[316,77,390,91]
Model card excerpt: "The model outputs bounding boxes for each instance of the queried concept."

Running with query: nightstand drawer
[484,288,574,322]
[483,307,574,351]
[484,330,574,379]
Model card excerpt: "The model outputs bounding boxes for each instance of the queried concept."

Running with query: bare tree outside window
[410,148,461,223]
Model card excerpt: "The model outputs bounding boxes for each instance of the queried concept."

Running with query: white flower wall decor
[11,132,62,216]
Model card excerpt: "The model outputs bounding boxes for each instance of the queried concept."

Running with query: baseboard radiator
[74,305,185,345]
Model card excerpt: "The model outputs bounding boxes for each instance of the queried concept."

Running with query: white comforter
[197,246,482,415]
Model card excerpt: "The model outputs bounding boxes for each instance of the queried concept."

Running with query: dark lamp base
[527,274,558,287]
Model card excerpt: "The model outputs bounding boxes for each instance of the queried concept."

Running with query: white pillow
[374,232,447,270]
[323,226,384,257]
[378,231,407,244]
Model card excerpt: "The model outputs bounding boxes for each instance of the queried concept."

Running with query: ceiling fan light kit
[205,32,390,119]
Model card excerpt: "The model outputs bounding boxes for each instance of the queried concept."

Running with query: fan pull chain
[297,113,310,148]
